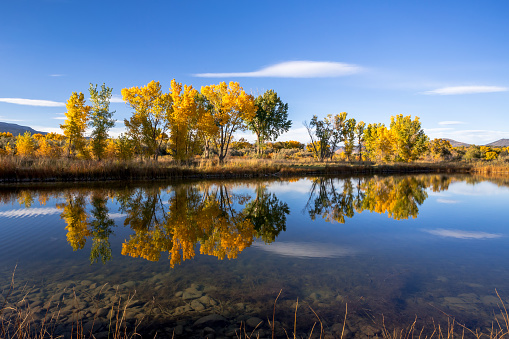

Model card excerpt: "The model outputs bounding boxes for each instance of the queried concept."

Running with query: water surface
[1,174,508,337]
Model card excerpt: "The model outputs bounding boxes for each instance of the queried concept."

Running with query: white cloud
[0,207,60,218]
[436,198,460,204]
[438,121,466,125]
[110,95,124,103]
[52,117,66,120]
[0,116,24,122]
[251,241,356,258]
[50,74,65,77]
[423,229,502,239]
[194,61,363,78]
[0,98,65,107]
[30,126,63,134]
[422,86,508,95]
[425,128,509,145]
[424,127,454,133]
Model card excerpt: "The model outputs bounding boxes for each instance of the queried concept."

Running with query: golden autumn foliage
[167,79,211,161]
[60,92,91,157]
[201,82,256,163]
[15,131,35,157]
[122,80,172,160]
[57,194,90,251]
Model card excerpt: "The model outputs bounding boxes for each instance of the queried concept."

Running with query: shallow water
[1,174,509,338]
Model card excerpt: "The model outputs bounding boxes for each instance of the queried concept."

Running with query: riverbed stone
[174,324,184,335]
[193,314,228,328]
[245,317,263,329]
[191,300,206,311]
[182,289,203,300]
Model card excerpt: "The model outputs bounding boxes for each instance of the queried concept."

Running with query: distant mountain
[0,122,46,136]
[485,139,509,147]
[443,138,470,147]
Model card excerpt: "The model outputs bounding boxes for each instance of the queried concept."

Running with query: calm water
[1,174,509,337]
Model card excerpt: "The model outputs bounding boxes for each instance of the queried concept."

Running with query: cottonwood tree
[390,114,428,162]
[60,92,91,157]
[305,112,347,161]
[355,121,366,161]
[89,83,116,161]
[200,82,256,164]
[122,81,172,160]
[15,131,35,157]
[364,123,395,162]
[342,118,357,161]
[246,90,291,155]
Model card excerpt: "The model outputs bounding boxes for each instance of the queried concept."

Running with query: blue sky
[1,0,508,144]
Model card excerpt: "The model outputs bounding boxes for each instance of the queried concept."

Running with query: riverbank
[2,276,508,339]
[0,156,506,183]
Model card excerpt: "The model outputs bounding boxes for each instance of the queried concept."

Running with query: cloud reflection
[424,229,502,239]
[0,208,61,218]
[252,241,355,258]
[436,199,460,204]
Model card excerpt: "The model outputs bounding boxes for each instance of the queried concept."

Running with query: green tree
[89,83,116,160]
[305,113,347,161]
[246,90,291,155]
[342,118,356,161]
[355,121,366,161]
[389,114,428,162]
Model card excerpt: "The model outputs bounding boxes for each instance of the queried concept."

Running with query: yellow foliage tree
[168,79,201,161]
[200,82,256,164]
[15,131,35,157]
[60,92,91,157]
[122,81,172,160]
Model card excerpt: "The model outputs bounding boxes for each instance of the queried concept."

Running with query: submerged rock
[193,314,228,328]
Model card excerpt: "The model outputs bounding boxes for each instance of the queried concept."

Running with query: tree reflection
[57,193,89,250]
[305,175,452,222]
[89,191,115,264]
[119,183,260,267]
[304,178,355,223]
[244,184,290,243]
[40,175,455,265]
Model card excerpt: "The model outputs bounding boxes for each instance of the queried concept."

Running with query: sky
[1,0,508,145]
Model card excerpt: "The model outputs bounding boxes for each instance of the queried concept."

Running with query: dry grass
[0,156,485,183]
[0,268,142,339]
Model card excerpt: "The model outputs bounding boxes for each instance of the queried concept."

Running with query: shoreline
[0,158,477,184]
[0,157,507,184]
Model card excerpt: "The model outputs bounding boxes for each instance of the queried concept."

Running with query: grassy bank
[0,156,487,183]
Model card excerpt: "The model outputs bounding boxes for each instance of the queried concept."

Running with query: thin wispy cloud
[109,95,124,103]
[422,86,508,95]
[423,229,502,239]
[436,198,460,204]
[50,74,65,77]
[0,98,65,107]
[194,61,363,78]
[252,241,356,258]
[0,116,24,122]
[424,127,454,133]
[438,121,466,125]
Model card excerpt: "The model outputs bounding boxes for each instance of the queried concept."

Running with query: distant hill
[485,139,509,147]
[0,122,46,136]
[443,138,470,147]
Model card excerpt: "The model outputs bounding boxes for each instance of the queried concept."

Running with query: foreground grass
[0,156,492,183]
